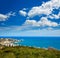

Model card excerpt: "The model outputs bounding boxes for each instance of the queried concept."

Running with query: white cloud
[48,12,60,19]
[19,10,27,16]
[0,12,15,21]
[51,0,60,9]
[39,17,58,27]
[7,11,15,17]
[24,20,37,26]
[0,14,8,21]
[28,0,60,17]
[24,17,59,27]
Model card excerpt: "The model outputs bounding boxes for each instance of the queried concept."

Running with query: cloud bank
[28,0,60,18]
[19,0,60,30]
[24,17,59,27]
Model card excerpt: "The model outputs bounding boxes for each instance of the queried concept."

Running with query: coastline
[0,38,60,58]
[0,37,60,50]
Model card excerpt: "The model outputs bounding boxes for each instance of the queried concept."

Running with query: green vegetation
[0,46,60,58]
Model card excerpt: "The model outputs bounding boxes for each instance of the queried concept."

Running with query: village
[0,38,21,47]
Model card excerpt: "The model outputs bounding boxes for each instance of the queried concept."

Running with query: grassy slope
[0,46,60,58]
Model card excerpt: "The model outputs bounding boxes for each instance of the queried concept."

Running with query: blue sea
[0,37,60,50]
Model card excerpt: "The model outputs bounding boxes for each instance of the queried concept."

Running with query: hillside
[0,46,60,58]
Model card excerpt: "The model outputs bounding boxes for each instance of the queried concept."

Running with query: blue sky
[0,0,60,36]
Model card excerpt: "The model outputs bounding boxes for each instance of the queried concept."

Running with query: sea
[0,37,60,50]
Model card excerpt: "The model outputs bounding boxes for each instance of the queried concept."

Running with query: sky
[0,0,60,36]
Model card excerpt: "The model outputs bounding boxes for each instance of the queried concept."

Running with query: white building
[0,38,16,47]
